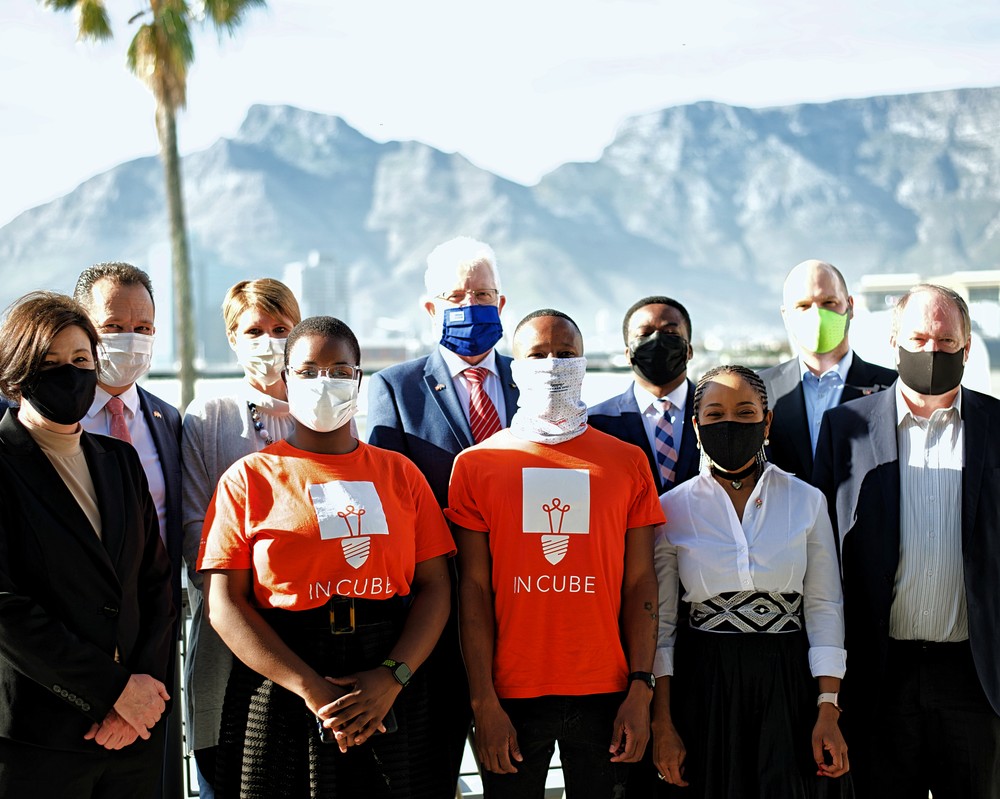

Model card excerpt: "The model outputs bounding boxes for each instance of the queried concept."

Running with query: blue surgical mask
[440,304,503,358]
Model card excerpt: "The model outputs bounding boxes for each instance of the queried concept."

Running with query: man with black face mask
[814,284,1000,799]
[590,295,700,494]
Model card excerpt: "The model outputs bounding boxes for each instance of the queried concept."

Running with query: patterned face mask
[509,357,589,445]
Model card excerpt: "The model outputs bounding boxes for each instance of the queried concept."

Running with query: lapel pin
[755,498,763,509]
[509,382,517,389]
[153,410,162,419]
[434,383,446,392]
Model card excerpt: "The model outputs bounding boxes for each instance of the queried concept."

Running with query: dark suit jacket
[760,352,896,481]
[136,385,183,625]
[366,348,520,507]
[588,380,699,493]
[0,410,175,751]
[813,385,1000,718]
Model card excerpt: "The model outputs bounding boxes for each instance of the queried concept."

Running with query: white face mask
[97,333,155,388]
[509,357,589,445]
[286,377,358,433]
[232,335,286,386]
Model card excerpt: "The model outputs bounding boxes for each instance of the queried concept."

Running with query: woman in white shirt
[651,365,851,798]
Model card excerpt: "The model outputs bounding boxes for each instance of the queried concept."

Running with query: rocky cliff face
[2,87,997,361]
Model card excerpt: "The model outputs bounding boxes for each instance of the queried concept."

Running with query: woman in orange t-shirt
[199,316,454,799]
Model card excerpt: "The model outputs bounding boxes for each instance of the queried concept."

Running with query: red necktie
[106,397,132,444]
[464,367,502,443]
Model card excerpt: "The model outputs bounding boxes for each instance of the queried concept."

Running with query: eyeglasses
[288,365,360,380]
[435,289,499,305]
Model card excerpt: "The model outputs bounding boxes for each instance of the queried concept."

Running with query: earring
[764,437,770,446]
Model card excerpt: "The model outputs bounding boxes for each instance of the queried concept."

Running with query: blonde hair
[222,279,301,334]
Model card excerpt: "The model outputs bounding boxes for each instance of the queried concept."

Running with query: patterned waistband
[689,591,803,633]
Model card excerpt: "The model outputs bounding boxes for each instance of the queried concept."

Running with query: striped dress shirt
[891,385,967,642]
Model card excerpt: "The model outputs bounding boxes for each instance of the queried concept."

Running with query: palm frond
[76,0,112,41]
[200,0,266,37]
[126,13,190,111]
[40,0,79,10]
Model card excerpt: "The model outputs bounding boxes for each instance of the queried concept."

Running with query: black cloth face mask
[896,346,965,396]
[629,332,689,386]
[21,363,98,425]
[697,419,767,472]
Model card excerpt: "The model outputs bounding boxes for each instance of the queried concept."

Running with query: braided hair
[692,365,769,419]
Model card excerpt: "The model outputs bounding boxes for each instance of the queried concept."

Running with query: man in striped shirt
[814,284,1000,799]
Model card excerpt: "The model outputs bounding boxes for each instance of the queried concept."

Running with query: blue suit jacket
[136,386,183,635]
[813,384,1000,718]
[366,348,520,507]
[588,380,699,494]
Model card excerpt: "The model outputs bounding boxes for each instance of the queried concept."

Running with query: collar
[88,383,141,419]
[798,349,853,383]
[895,381,962,427]
[438,344,499,380]
[634,379,688,416]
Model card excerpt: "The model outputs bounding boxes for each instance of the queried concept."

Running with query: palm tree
[43,0,265,410]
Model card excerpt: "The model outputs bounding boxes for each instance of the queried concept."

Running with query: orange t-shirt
[446,427,664,699]
[198,440,455,610]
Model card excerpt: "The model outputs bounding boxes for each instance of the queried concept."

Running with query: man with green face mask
[760,259,896,482]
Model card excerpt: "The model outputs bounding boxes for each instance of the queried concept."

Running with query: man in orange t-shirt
[448,310,663,798]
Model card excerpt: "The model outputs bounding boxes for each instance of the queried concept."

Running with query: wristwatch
[381,658,413,688]
[627,671,656,691]
[817,692,841,711]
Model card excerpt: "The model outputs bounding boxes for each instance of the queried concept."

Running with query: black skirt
[215,600,448,799]
[668,627,854,799]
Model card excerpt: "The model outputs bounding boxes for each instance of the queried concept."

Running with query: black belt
[888,638,970,656]
[259,595,408,635]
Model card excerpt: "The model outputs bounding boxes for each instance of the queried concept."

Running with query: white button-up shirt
[635,380,689,465]
[439,345,507,428]
[654,464,846,679]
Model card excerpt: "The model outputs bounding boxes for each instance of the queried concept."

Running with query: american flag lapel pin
[153,410,163,419]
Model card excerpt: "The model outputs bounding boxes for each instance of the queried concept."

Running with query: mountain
[2,88,998,364]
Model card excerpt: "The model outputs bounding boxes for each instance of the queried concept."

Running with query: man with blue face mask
[366,236,520,793]
[760,259,896,483]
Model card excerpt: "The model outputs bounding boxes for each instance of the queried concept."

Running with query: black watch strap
[627,671,656,690]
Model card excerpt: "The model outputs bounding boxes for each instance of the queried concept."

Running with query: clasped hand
[315,668,400,753]
[84,673,169,750]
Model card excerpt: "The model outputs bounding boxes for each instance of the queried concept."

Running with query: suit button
[68,693,76,701]
[102,603,120,618]
[53,684,61,692]
[82,703,91,712]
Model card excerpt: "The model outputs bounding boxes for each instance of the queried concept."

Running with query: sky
[1,0,999,226]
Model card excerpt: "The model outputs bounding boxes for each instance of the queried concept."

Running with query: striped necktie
[654,398,678,488]
[465,367,502,443]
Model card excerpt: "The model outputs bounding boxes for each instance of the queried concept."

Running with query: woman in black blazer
[0,291,175,798]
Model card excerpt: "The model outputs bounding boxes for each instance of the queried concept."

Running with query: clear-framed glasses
[288,365,361,380]
[435,288,499,305]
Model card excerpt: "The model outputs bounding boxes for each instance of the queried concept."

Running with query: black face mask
[896,347,965,396]
[697,420,767,472]
[629,332,689,386]
[21,363,98,425]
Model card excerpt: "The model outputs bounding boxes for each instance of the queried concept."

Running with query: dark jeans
[849,639,1000,799]
[481,693,628,799]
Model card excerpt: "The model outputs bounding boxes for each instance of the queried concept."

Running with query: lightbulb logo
[308,481,389,569]
[522,468,590,564]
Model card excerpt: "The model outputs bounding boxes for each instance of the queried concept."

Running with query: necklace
[711,462,759,490]
[247,401,274,446]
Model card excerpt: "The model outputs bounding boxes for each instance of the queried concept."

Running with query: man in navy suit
[589,295,700,494]
[367,236,520,792]
[760,260,895,482]
[814,285,1000,798]
[74,263,183,793]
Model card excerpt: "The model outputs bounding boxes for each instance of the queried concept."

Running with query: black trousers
[848,639,1000,799]
[0,722,165,799]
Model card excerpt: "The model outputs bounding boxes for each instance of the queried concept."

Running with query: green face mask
[787,306,848,355]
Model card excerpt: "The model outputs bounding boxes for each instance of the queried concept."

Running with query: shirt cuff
[808,646,847,679]
[652,646,674,678]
